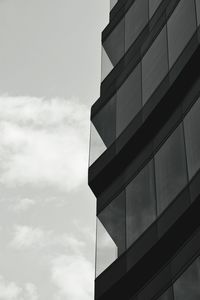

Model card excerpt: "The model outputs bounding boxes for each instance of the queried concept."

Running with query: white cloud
[10,198,35,212]
[0,276,38,300]
[51,255,93,300]
[11,225,45,249]
[0,96,89,192]
[10,225,85,253]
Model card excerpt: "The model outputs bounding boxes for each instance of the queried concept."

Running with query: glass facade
[110,0,118,11]
[125,0,148,51]
[90,0,199,166]
[126,160,156,247]
[92,0,200,290]
[167,0,197,67]
[142,26,168,104]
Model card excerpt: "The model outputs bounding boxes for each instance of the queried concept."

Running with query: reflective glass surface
[142,27,168,104]
[96,191,126,277]
[126,161,156,248]
[103,17,125,66]
[101,46,114,82]
[196,0,200,25]
[174,259,200,299]
[116,63,142,136]
[184,98,200,179]
[110,0,118,11]
[167,0,197,67]
[149,0,162,18]
[89,123,106,166]
[155,124,188,214]
[158,287,174,300]
[125,0,149,51]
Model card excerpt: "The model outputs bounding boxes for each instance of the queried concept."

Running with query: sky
[0,1,109,299]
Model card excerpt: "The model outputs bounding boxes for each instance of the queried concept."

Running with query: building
[88,0,200,299]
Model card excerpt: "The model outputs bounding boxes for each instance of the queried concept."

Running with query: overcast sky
[0,1,109,299]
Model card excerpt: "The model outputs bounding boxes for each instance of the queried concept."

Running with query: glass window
[101,46,114,82]
[167,0,197,68]
[155,124,188,214]
[103,17,125,66]
[110,0,118,10]
[149,0,162,18]
[142,26,168,105]
[158,287,174,300]
[92,95,116,149]
[125,0,149,51]
[96,191,126,277]
[174,259,200,299]
[184,99,200,179]
[89,123,106,166]
[196,0,200,25]
[126,160,156,248]
[116,63,142,136]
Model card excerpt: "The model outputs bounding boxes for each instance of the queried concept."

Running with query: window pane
[125,0,148,51]
[196,0,200,25]
[92,95,116,148]
[103,18,125,66]
[149,0,162,18]
[96,191,126,277]
[184,99,200,179]
[158,287,174,300]
[174,259,200,299]
[110,0,118,10]
[116,63,142,136]
[101,46,114,82]
[96,219,117,277]
[126,160,156,248]
[89,123,106,166]
[155,124,188,214]
[167,0,196,68]
[142,26,168,104]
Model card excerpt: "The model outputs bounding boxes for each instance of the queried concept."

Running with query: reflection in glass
[116,63,142,136]
[96,191,126,277]
[89,123,106,166]
[174,259,200,299]
[184,99,200,179]
[110,0,118,11]
[126,161,156,248]
[196,0,200,25]
[125,0,148,51]
[103,17,125,66]
[158,287,174,300]
[167,0,196,67]
[142,27,168,104]
[155,124,188,214]
[96,219,117,277]
[101,46,113,82]
[149,0,162,18]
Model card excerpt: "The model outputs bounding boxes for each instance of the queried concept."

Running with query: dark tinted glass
[98,191,126,256]
[125,0,148,51]
[110,0,118,10]
[184,99,200,179]
[155,124,188,214]
[174,259,200,300]
[116,63,142,136]
[142,26,168,104]
[158,287,174,300]
[103,18,125,66]
[149,0,162,18]
[196,0,200,25]
[126,160,156,248]
[92,95,116,148]
[167,0,196,67]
